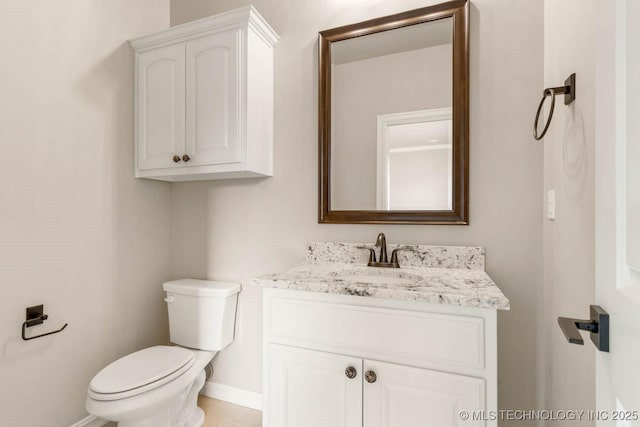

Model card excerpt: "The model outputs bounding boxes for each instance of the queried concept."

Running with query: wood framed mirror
[318,0,469,224]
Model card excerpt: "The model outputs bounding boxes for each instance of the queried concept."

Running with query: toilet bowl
[86,279,240,427]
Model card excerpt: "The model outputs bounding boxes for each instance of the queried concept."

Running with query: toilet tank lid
[163,279,241,297]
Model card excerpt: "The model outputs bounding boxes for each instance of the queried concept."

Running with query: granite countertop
[253,242,509,310]
[254,243,510,310]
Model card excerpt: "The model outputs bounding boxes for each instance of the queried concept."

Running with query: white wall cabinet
[263,289,497,427]
[135,44,186,171]
[130,6,278,181]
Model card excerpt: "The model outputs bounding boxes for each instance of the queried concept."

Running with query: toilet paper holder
[21,304,68,341]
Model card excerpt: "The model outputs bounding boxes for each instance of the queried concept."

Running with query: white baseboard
[69,414,108,427]
[200,381,262,411]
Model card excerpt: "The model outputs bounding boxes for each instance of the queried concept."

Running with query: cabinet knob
[182,154,191,162]
[345,367,357,379]
[365,370,377,383]
[173,155,181,163]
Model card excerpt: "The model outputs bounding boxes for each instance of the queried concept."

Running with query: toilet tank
[163,279,241,351]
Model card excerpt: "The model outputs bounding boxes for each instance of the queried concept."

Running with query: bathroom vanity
[255,242,509,427]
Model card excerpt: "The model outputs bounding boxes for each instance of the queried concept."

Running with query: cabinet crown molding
[129,5,279,51]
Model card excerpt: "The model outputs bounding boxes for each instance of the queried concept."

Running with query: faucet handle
[356,245,377,265]
[390,246,416,267]
[393,245,416,252]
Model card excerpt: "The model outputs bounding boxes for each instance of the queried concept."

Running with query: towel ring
[533,73,576,140]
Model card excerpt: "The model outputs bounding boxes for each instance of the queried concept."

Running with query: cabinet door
[185,29,241,166]
[364,360,485,427]
[136,44,185,170]
[267,344,363,427]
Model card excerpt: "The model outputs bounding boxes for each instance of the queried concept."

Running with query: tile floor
[104,396,262,427]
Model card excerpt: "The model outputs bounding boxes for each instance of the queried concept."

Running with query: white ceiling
[388,119,452,149]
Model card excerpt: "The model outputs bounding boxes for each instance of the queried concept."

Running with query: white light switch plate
[547,190,556,220]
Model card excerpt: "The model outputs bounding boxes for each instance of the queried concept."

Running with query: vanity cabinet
[129,6,278,181]
[263,289,497,427]
[269,345,484,427]
[363,360,484,427]
[269,345,363,427]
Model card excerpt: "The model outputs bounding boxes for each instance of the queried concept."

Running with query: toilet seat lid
[90,346,195,395]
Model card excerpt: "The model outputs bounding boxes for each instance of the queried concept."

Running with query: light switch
[547,190,556,220]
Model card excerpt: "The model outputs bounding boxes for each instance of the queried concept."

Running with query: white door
[267,344,363,427]
[136,44,185,170]
[595,0,640,423]
[185,30,241,166]
[363,360,484,427]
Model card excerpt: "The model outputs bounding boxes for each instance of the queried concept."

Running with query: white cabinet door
[364,360,485,427]
[267,344,363,427]
[136,44,185,170]
[185,29,241,166]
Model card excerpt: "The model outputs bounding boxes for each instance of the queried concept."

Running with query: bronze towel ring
[533,73,576,140]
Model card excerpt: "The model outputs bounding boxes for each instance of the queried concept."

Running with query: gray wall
[170,0,544,423]
[0,1,171,425]
[543,0,596,424]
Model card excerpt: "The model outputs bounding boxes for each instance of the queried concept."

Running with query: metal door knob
[345,367,357,379]
[182,154,190,162]
[365,370,377,383]
[173,155,181,163]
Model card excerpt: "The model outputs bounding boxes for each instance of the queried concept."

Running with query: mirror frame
[318,0,469,225]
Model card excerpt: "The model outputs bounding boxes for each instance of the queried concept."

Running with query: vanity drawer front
[266,297,485,371]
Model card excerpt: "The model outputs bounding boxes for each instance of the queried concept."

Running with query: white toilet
[86,279,241,427]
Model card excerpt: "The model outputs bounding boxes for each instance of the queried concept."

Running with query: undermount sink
[342,274,413,285]
[333,267,425,286]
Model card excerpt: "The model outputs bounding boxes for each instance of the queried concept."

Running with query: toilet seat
[88,346,195,401]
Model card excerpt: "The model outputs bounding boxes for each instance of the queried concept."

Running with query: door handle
[558,305,609,352]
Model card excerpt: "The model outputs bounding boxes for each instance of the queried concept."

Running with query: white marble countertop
[254,262,510,310]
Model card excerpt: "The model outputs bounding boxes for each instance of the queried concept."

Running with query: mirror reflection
[330,18,453,211]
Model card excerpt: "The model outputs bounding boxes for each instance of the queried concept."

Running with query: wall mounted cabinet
[130,6,278,181]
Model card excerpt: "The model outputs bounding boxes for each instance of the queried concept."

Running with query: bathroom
[0,0,637,426]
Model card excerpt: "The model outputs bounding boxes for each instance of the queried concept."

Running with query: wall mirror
[318,0,469,224]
